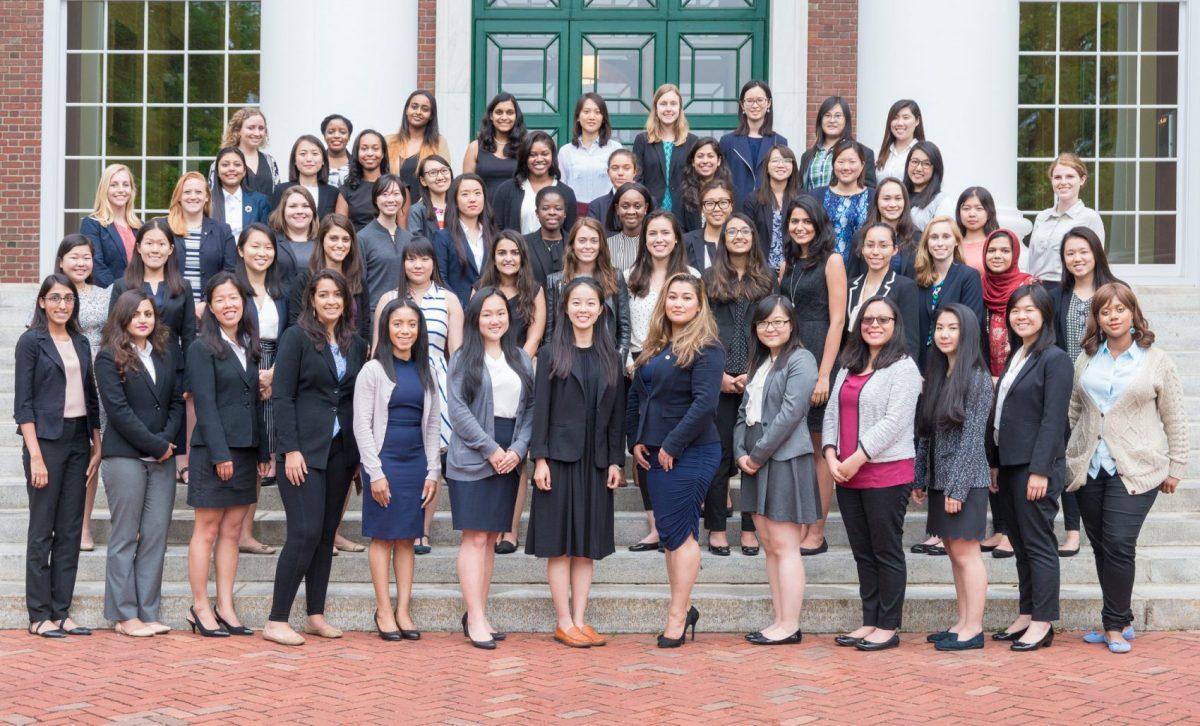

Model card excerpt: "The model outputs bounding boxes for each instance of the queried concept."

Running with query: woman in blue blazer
[210,147,271,240]
[626,272,724,648]
[719,81,789,202]
[81,163,143,287]
[433,173,496,308]
[913,217,985,370]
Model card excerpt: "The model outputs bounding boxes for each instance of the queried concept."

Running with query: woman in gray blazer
[445,287,535,649]
[734,295,818,646]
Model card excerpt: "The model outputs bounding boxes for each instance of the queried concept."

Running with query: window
[63,0,261,234]
[1017,0,1181,266]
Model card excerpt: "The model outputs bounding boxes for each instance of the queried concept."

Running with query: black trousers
[24,417,90,623]
[988,490,1007,536]
[837,484,908,630]
[703,392,755,534]
[270,438,356,621]
[1061,489,1081,532]
[995,464,1062,621]
[1076,470,1157,631]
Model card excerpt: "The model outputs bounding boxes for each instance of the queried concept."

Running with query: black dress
[781,260,836,432]
[525,347,615,559]
[338,180,377,230]
[475,150,518,199]
[504,287,540,349]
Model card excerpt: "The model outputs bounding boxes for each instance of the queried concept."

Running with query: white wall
[770,1,807,146]
[261,0,418,162]
[436,0,473,168]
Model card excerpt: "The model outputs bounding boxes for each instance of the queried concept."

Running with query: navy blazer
[987,346,1073,477]
[270,182,339,219]
[80,217,132,287]
[847,269,921,359]
[433,227,485,309]
[719,132,788,202]
[625,343,724,457]
[633,132,698,210]
[211,189,271,231]
[587,190,620,233]
[169,216,238,299]
[916,262,985,369]
[13,329,101,440]
[682,229,716,272]
[94,345,184,460]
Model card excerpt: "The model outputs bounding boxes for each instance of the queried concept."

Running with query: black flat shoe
[747,629,803,646]
[414,535,431,556]
[28,621,66,639]
[992,547,1015,559]
[855,634,900,651]
[1011,628,1054,651]
[375,612,402,642]
[926,630,954,643]
[910,543,930,554]
[936,633,985,651]
[800,539,828,557]
[260,475,277,486]
[213,607,253,636]
[707,544,730,556]
[628,541,661,552]
[991,627,1028,641]
[745,631,763,641]
[926,545,947,556]
[980,543,998,552]
[1057,546,1080,557]
[56,619,92,636]
[834,634,862,647]
[741,546,759,556]
[494,539,518,555]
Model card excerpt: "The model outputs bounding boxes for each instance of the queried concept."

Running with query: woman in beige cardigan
[1066,283,1188,654]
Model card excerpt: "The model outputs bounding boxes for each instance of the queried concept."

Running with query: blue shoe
[926,630,954,643]
[1083,626,1135,644]
[1106,638,1132,654]
[935,633,985,651]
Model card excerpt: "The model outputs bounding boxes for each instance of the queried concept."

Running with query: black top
[632,132,698,211]
[542,272,632,363]
[287,269,373,344]
[530,345,625,467]
[187,339,268,463]
[475,151,519,199]
[682,229,717,273]
[523,231,564,288]
[491,179,578,235]
[109,279,197,382]
[13,329,101,440]
[704,271,773,376]
[95,345,184,460]
[397,154,422,204]
[338,181,377,231]
[987,346,1073,476]
[245,153,278,199]
[739,196,784,263]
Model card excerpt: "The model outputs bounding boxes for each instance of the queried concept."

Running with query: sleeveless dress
[781,260,836,432]
[475,150,518,199]
[362,357,427,540]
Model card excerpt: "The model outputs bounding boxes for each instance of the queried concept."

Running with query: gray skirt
[740,424,820,525]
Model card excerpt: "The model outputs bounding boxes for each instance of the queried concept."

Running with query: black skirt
[187,445,260,509]
[926,488,988,542]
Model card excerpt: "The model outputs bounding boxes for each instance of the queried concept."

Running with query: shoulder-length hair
[56,234,97,286]
[812,96,853,150]
[394,236,446,300]
[345,129,390,190]
[101,288,169,378]
[735,80,774,136]
[747,294,802,375]
[287,135,330,185]
[30,273,80,334]
[478,92,526,158]
[635,272,718,369]
[167,171,212,236]
[395,89,443,159]
[571,92,612,147]
[444,173,497,269]
[210,146,249,198]
[562,217,618,298]
[514,131,561,184]
[830,139,868,188]
[1005,283,1057,359]
[1060,226,1122,294]
[681,138,732,211]
[904,140,944,209]
[605,181,655,235]
[917,303,986,435]
[478,230,539,327]
[874,99,925,170]
[705,213,774,302]
[753,144,800,211]
[372,297,435,392]
[372,173,409,222]
[547,276,621,388]
[89,163,142,229]
[644,83,689,143]
[455,286,532,404]
[782,195,835,274]
[866,177,919,251]
[913,216,965,288]
[268,185,318,239]
[840,295,910,374]
[297,268,357,351]
[220,107,270,149]
[125,218,186,298]
[311,213,365,296]
[234,222,285,299]
[196,271,261,364]
[416,154,453,222]
[1081,282,1154,356]
[955,186,999,237]
[627,209,690,298]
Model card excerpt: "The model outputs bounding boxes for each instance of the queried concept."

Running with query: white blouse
[221,330,248,371]
[135,341,156,383]
[559,137,624,204]
[256,294,280,340]
[485,351,522,418]
[519,179,540,235]
[744,359,773,426]
[993,345,1029,446]
[876,142,915,183]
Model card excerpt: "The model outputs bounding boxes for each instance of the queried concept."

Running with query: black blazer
[187,337,268,463]
[245,289,289,341]
[798,144,878,191]
[491,179,578,235]
[625,343,724,456]
[847,270,921,358]
[916,262,985,369]
[109,279,197,379]
[542,272,632,362]
[523,231,564,288]
[94,345,184,460]
[271,181,339,219]
[13,329,101,440]
[740,196,785,262]
[529,346,625,467]
[633,132,698,209]
[682,229,716,272]
[1050,278,1126,356]
[287,269,372,344]
[271,325,367,469]
[586,190,616,233]
[987,345,1073,477]
[169,216,237,299]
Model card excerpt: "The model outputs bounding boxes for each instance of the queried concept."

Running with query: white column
[260,0,418,161]
[436,0,473,171]
[769,0,807,146]
[857,0,1029,235]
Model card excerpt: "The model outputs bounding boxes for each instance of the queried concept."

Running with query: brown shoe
[579,624,607,646]
[554,626,591,648]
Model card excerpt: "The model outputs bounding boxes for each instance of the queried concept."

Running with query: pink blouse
[836,373,915,489]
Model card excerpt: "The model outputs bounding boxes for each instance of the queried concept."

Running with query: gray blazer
[734,349,818,464]
[913,366,993,502]
[445,348,535,481]
[821,357,921,463]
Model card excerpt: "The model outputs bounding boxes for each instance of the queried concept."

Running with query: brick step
[1,580,1196,632]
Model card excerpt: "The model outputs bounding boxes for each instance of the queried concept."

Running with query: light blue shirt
[330,343,347,437]
[1081,341,1145,477]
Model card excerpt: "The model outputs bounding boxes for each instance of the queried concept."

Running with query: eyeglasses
[908,159,933,170]
[768,158,794,167]
[702,199,732,212]
[423,169,451,179]
[824,112,846,121]
[860,315,895,328]
[755,319,791,330]
[44,294,76,306]
[862,242,895,251]
[725,227,753,239]
[742,97,769,107]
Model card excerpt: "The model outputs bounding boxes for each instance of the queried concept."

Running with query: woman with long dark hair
[955,186,999,276]
[463,93,526,198]
[742,145,801,266]
[913,304,993,650]
[492,131,579,235]
[335,129,390,230]
[605,182,655,272]
[904,140,947,231]
[445,288,535,649]
[799,96,877,191]
[811,139,875,274]
[677,137,733,234]
[387,89,452,203]
[682,180,736,271]
[633,84,698,213]
[559,92,623,215]
[210,146,271,240]
[271,134,338,219]
[543,217,631,360]
[353,298,441,640]
[864,178,919,277]
[433,173,496,308]
[720,80,789,202]
[845,223,921,359]
[408,154,454,242]
[527,278,625,648]
[288,213,372,343]
[874,99,924,182]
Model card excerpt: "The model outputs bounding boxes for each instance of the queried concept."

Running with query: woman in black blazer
[288,213,372,343]
[94,289,184,638]
[988,283,1073,651]
[266,269,367,646]
[633,84,698,214]
[625,273,724,647]
[523,186,567,287]
[15,274,102,638]
[913,217,984,370]
[526,278,626,647]
[491,131,578,235]
[165,171,237,306]
[846,224,920,358]
[270,134,340,218]
[741,145,802,269]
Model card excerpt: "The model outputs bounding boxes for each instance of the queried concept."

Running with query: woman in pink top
[954,186,998,276]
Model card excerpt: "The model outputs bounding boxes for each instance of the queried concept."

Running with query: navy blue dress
[362,357,427,540]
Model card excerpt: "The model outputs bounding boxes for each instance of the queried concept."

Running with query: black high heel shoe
[461,612,496,650]
[375,612,402,642]
[1010,627,1054,652]
[657,606,700,648]
[186,606,229,637]
[213,607,253,636]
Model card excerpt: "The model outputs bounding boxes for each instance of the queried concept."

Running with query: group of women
[16,83,1185,654]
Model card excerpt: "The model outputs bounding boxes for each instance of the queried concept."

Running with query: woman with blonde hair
[165,171,236,309]
[633,84,698,214]
[210,107,281,199]
[82,163,143,286]
[913,217,983,370]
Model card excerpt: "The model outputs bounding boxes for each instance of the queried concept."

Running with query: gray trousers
[102,457,177,622]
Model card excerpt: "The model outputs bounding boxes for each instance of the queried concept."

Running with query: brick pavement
[1,630,1198,724]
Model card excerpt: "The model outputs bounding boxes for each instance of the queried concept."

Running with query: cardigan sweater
[821,357,921,463]
[913,366,994,502]
[1066,345,1188,494]
[352,358,442,484]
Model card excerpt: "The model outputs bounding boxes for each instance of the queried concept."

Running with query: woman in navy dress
[354,298,441,641]
[626,272,724,647]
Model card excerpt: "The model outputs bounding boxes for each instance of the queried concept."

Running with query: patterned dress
[823,188,871,266]
[78,283,110,429]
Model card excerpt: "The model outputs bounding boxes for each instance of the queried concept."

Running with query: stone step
[6,507,1200,548]
[3,542,1197,587]
[1,580,1197,632]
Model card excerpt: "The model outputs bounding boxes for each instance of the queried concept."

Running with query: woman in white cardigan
[1066,283,1188,654]
[353,298,441,641]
